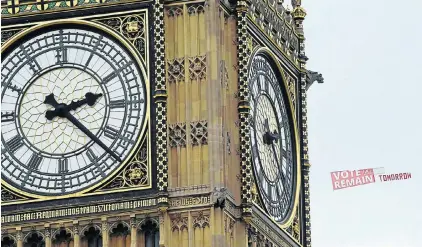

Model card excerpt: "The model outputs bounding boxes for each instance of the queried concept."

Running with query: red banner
[331,169,376,190]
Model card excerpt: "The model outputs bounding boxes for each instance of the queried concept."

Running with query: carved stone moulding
[167,57,185,83]
[189,55,207,80]
[168,122,187,147]
[190,120,208,145]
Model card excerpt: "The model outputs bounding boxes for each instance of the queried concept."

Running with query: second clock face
[1,27,147,195]
[248,55,295,223]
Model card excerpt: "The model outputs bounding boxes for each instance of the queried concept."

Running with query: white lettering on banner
[331,169,376,190]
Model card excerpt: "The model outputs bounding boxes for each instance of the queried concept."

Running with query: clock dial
[249,55,295,223]
[1,27,147,195]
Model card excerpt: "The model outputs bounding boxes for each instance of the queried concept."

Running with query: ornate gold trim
[1,19,151,203]
[247,47,302,229]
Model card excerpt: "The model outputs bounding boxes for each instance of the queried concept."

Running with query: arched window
[1,235,17,247]
[82,226,102,247]
[24,232,45,247]
[138,219,159,247]
[52,229,73,247]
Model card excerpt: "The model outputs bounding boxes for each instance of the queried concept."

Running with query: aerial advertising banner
[331,169,376,190]
[331,167,412,190]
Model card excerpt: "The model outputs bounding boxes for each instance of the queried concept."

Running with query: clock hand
[64,112,122,162]
[263,118,280,145]
[67,92,103,111]
[269,142,290,202]
[45,92,103,120]
[44,93,121,162]
[263,119,289,202]
[44,93,60,108]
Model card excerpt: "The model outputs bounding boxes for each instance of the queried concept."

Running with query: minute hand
[270,141,290,201]
[64,112,122,162]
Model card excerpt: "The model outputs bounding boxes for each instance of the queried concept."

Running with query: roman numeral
[20,45,41,74]
[102,72,117,84]
[1,112,15,122]
[86,148,106,177]
[86,148,98,163]
[56,48,68,64]
[104,126,119,140]
[6,84,22,94]
[256,76,262,91]
[58,158,69,174]
[6,135,24,153]
[27,153,42,170]
[56,29,68,65]
[109,99,126,109]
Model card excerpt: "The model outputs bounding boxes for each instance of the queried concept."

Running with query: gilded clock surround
[1,18,152,203]
[247,48,301,227]
[1,1,317,247]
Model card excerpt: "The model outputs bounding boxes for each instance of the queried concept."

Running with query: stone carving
[167,58,185,83]
[95,13,147,65]
[169,123,187,147]
[99,139,149,190]
[190,121,208,145]
[189,55,207,80]
[170,213,188,232]
[166,6,183,17]
[187,3,205,15]
[212,187,227,208]
[192,211,210,229]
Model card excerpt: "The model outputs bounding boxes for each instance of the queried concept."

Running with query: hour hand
[263,118,279,144]
[67,92,103,111]
[44,93,60,108]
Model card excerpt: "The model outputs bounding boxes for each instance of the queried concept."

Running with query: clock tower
[1,0,322,247]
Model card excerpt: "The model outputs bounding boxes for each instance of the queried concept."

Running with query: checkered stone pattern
[236,3,253,214]
[236,11,250,103]
[154,0,168,193]
[156,101,168,191]
[293,6,312,244]
[239,113,252,204]
[301,73,312,247]
[154,0,166,92]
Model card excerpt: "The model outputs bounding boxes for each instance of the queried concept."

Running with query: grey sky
[305,0,422,246]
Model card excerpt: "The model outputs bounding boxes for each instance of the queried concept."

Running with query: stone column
[292,4,311,247]
[16,227,23,247]
[102,217,109,247]
[73,221,80,247]
[44,225,52,247]
[130,216,137,247]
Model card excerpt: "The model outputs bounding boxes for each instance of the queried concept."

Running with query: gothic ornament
[95,13,147,67]
[167,58,185,83]
[169,123,187,147]
[220,61,229,90]
[166,6,183,17]
[189,56,207,80]
[190,121,208,145]
[171,214,188,232]
[99,138,149,191]
[187,3,205,15]
[1,186,28,202]
[192,211,210,229]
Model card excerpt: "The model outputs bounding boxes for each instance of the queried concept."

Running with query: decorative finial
[292,6,307,20]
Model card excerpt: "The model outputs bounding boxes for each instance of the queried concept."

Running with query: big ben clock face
[1,27,147,196]
[248,55,295,223]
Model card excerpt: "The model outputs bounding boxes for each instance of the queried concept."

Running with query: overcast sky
[305,0,422,246]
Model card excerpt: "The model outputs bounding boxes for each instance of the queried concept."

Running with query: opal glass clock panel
[249,55,295,223]
[1,28,147,195]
